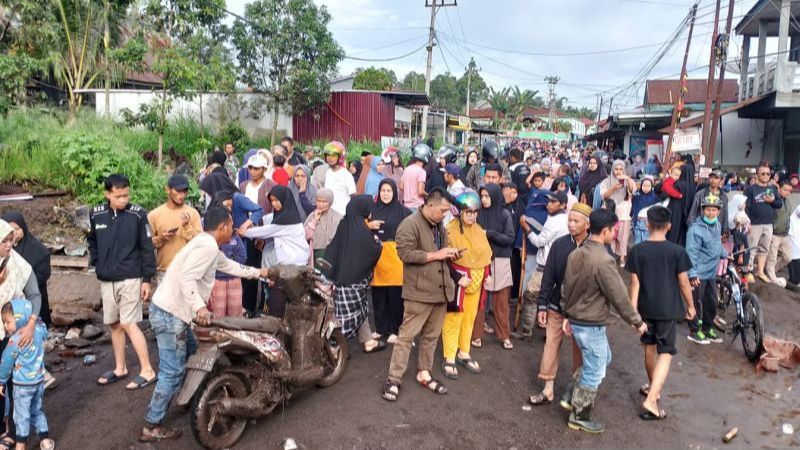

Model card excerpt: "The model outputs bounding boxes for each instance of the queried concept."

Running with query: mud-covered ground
[0,188,86,244]
[37,271,800,450]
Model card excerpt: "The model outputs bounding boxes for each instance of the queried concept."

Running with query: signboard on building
[517,131,571,141]
[672,127,702,153]
[458,115,471,129]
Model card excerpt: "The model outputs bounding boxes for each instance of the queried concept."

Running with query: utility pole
[545,76,560,131]
[701,0,722,159]
[706,0,736,166]
[665,3,699,169]
[421,0,457,140]
[464,57,479,145]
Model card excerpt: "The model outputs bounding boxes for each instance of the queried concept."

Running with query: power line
[344,42,428,62]
[348,35,430,56]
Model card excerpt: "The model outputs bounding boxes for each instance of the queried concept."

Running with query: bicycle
[715,247,765,362]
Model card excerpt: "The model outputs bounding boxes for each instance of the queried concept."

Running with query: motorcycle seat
[211,316,283,334]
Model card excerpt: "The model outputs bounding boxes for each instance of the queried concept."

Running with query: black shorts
[640,319,677,355]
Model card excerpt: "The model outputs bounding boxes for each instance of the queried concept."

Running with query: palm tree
[509,86,539,126]
[487,86,510,130]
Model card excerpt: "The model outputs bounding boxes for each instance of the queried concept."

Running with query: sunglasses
[463,210,478,215]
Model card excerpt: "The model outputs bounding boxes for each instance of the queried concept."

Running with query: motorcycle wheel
[317,329,349,387]
[191,372,249,450]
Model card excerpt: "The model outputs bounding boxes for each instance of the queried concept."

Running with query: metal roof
[735,0,800,36]
[644,79,739,107]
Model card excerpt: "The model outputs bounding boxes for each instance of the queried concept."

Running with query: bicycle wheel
[715,278,735,331]
[740,292,765,362]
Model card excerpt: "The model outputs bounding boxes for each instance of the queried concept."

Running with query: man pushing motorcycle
[140,206,271,443]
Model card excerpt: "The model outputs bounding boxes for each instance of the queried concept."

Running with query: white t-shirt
[324,168,356,215]
[244,179,263,205]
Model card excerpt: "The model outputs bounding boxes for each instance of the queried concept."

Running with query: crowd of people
[0,135,796,446]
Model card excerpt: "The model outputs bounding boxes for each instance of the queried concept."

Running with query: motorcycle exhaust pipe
[217,388,277,419]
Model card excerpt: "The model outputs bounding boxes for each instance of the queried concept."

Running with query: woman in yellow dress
[441,188,493,379]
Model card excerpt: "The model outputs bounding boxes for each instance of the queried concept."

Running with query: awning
[658,94,768,133]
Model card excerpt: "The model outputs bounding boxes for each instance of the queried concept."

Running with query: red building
[293,90,428,143]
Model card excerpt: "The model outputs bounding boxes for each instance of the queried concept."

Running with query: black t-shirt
[625,240,692,320]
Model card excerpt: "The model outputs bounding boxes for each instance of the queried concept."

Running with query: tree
[0,1,59,109]
[139,0,228,165]
[429,72,460,112]
[353,67,394,91]
[509,86,539,125]
[400,71,425,92]
[487,87,510,130]
[456,58,487,113]
[232,0,343,145]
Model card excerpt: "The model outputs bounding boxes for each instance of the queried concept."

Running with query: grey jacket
[688,188,728,230]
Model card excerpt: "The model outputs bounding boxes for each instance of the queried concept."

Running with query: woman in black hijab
[348,160,363,183]
[369,179,412,343]
[577,155,607,207]
[474,183,515,349]
[325,195,385,353]
[1,211,51,326]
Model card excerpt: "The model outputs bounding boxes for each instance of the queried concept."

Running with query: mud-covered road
[42,278,799,449]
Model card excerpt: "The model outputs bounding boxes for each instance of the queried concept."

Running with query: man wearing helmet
[400,143,432,210]
[425,145,457,193]
[465,140,510,190]
[685,193,728,345]
[321,141,356,215]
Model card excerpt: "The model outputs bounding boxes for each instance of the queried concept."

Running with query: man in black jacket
[528,202,589,407]
[89,174,158,390]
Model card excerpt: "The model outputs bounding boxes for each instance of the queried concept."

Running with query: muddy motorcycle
[175,264,348,449]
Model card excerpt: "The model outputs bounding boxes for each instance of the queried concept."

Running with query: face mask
[702,216,718,226]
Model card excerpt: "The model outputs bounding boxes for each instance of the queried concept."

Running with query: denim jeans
[12,383,47,442]
[571,324,612,389]
[144,304,197,427]
[633,219,650,245]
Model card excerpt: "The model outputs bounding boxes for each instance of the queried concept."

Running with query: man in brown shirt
[560,208,646,434]
[382,188,461,402]
[147,175,202,286]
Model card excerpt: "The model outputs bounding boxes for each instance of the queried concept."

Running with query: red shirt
[273,168,290,187]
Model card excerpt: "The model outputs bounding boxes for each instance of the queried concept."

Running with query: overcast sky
[227,0,770,112]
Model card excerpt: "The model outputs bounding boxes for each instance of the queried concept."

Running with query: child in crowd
[625,206,695,421]
[272,154,290,186]
[731,211,753,283]
[661,166,683,201]
[685,193,727,345]
[0,299,53,450]
[632,178,659,245]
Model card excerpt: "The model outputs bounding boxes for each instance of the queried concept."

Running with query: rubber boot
[559,368,581,411]
[511,291,536,339]
[567,384,604,434]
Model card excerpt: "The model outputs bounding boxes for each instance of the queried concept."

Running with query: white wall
[93,91,294,138]
[710,114,782,167]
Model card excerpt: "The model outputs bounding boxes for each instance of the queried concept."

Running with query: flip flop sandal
[97,370,127,386]
[126,375,158,390]
[441,362,459,380]
[502,340,514,350]
[639,410,668,421]
[529,392,552,406]
[456,356,482,374]
[418,377,447,395]
[138,427,183,442]
[363,340,387,354]
[471,339,482,348]
[382,381,399,402]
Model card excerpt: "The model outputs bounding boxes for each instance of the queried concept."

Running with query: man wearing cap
[148,174,203,287]
[514,190,569,339]
[688,169,728,231]
[528,202,589,407]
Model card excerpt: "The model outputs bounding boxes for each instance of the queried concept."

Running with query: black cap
[545,191,568,205]
[168,174,190,190]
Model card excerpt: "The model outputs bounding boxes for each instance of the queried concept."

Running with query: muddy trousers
[145,304,198,427]
[474,287,510,341]
[387,301,447,385]
[442,289,481,360]
[766,234,792,280]
[538,310,582,381]
[519,269,544,333]
[689,279,717,333]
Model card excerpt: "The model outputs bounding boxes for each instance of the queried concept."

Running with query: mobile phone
[168,227,179,233]
[618,179,624,185]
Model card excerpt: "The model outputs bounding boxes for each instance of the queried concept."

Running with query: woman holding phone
[600,160,636,266]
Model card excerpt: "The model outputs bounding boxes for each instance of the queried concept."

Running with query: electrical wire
[344,43,428,62]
